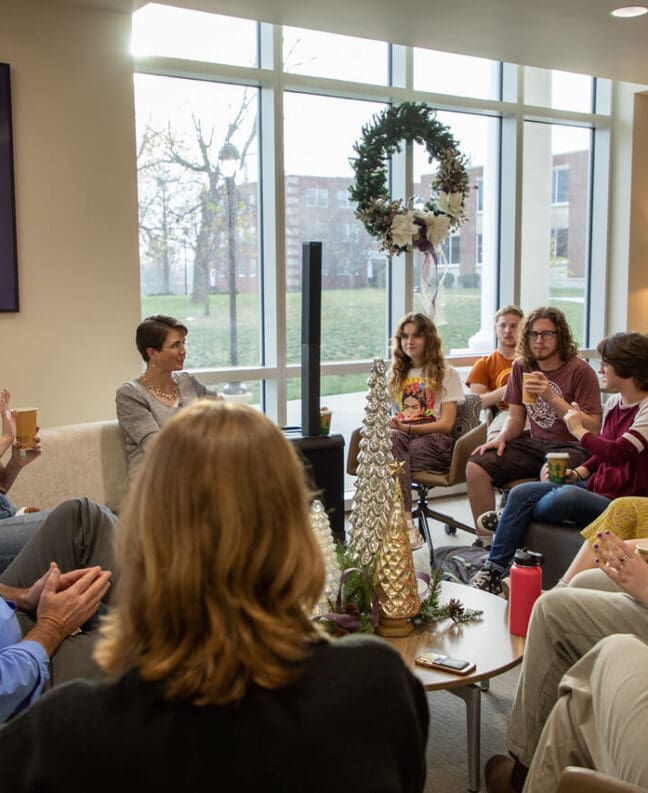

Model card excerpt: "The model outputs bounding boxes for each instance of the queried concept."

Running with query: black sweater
[0,634,429,793]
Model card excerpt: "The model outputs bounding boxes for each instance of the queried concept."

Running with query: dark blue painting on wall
[0,63,18,312]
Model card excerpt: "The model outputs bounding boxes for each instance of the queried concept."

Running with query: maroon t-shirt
[504,357,601,442]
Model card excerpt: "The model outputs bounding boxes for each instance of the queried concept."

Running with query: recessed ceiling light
[610,5,648,17]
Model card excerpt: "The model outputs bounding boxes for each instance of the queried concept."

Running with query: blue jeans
[487,482,611,571]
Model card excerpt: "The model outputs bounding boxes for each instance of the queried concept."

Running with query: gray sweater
[115,373,219,477]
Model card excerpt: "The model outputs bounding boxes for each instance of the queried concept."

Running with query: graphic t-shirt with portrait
[393,366,464,424]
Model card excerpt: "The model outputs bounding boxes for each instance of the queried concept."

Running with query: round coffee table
[385,580,526,792]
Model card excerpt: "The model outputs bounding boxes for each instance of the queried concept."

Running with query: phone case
[414,654,476,675]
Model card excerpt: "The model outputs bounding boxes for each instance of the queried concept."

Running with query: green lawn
[143,288,584,399]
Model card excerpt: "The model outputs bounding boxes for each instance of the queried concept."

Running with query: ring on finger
[619,554,629,565]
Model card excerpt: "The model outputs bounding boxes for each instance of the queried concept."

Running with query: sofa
[5,420,130,515]
[5,418,585,588]
[524,521,584,588]
[497,483,588,589]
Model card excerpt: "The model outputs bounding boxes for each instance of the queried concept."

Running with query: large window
[521,123,592,345]
[134,74,261,375]
[132,3,257,66]
[132,4,609,441]
[413,49,500,100]
[524,67,594,113]
[284,92,387,376]
[412,111,500,354]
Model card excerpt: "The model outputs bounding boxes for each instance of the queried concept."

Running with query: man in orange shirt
[466,305,524,440]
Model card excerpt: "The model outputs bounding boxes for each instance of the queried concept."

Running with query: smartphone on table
[414,654,476,675]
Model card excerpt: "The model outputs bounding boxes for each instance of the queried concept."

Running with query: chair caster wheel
[444,524,457,535]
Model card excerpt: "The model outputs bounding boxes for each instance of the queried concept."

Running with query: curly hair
[598,332,648,390]
[516,306,578,365]
[388,312,445,399]
[94,400,326,706]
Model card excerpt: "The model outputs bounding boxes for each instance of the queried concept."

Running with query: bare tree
[155,93,256,317]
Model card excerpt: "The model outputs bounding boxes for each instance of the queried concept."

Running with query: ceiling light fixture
[610,5,648,17]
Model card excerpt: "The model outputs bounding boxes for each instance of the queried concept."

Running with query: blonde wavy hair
[95,400,327,705]
[388,312,445,400]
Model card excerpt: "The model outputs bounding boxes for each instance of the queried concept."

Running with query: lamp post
[218,141,246,397]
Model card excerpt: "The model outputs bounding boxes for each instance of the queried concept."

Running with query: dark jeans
[486,482,611,571]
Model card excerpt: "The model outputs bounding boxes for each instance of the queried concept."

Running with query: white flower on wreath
[420,212,451,247]
[436,191,464,219]
[390,211,419,248]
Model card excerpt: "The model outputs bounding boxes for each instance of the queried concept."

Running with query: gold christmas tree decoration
[346,357,396,567]
[309,499,342,618]
[374,461,421,637]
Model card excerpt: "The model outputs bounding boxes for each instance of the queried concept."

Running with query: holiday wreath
[349,101,470,258]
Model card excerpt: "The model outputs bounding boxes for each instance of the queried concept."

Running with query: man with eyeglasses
[466,306,602,536]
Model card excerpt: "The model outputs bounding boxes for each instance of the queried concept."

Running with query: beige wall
[627,92,648,332]
[0,0,141,427]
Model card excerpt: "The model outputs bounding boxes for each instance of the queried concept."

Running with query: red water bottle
[508,548,544,637]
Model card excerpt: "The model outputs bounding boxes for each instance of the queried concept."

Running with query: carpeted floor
[345,494,519,792]
[422,665,519,792]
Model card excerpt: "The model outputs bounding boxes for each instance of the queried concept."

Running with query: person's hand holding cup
[522,372,543,405]
[13,407,38,449]
[545,451,570,484]
[12,407,41,465]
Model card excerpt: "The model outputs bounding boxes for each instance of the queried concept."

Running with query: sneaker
[408,521,424,550]
[501,575,510,600]
[476,508,502,536]
[469,566,503,595]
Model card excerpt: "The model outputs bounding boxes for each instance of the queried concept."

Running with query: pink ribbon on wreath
[415,218,440,313]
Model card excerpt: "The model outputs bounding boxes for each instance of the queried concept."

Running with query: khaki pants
[523,633,648,792]
[508,569,648,768]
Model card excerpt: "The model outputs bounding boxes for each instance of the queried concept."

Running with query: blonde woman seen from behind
[0,401,429,793]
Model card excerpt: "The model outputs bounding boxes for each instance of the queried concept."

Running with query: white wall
[0,0,141,427]
[628,91,648,332]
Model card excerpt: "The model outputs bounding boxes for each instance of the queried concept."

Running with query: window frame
[132,11,611,427]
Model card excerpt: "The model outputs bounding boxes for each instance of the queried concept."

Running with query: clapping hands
[563,401,587,439]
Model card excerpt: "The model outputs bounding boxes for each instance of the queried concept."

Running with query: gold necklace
[141,376,179,401]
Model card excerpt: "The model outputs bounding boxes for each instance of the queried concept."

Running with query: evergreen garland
[349,102,470,256]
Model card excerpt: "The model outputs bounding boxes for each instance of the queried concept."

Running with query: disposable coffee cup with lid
[546,452,570,484]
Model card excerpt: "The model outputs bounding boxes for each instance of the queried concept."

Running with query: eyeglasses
[526,330,558,340]
[164,340,187,351]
